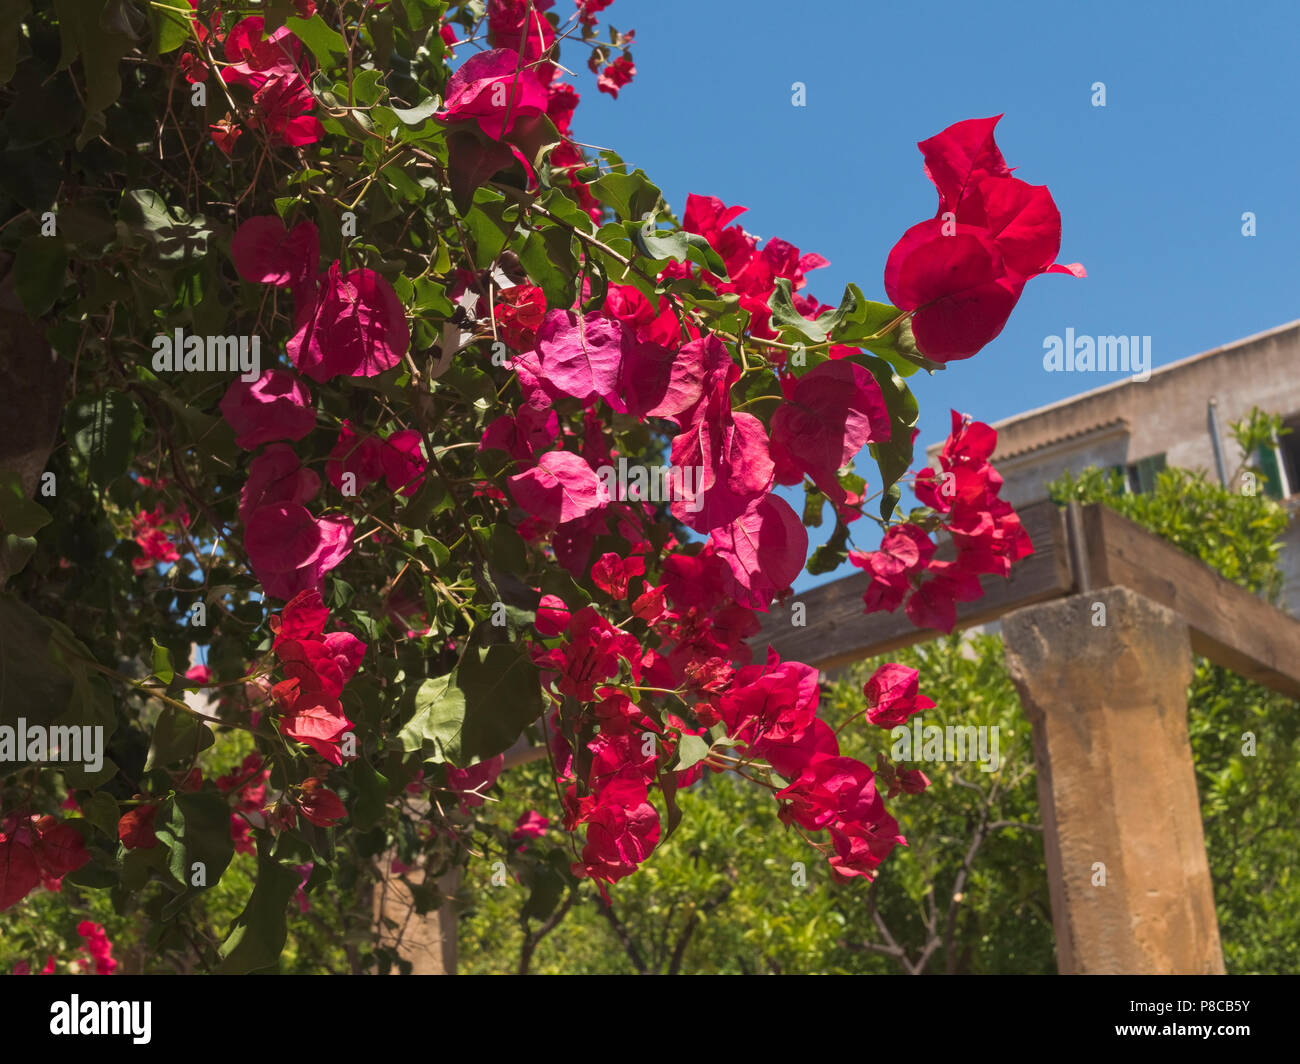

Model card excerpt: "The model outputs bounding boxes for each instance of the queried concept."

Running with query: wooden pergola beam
[754,500,1300,699]
[752,500,1073,670]
[1079,503,1300,699]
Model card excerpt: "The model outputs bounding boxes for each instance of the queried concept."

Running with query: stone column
[373,861,461,975]
[1001,586,1224,974]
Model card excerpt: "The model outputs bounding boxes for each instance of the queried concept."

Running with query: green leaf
[145,707,214,770]
[673,733,711,772]
[801,489,825,528]
[590,168,661,222]
[349,67,386,106]
[119,189,210,264]
[539,187,595,234]
[858,354,918,514]
[0,534,37,580]
[517,225,577,308]
[807,521,850,575]
[52,0,134,146]
[217,853,300,973]
[397,672,466,759]
[352,757,389,831]
[150,638,174,684]
[13,234,67,315]
[635,227,728,280]
[462,188,516,269]
[81,791,120,837]
[149,3,191,53]
[520,856,566,923]
[66,390,141,485]
[457,642,543,761]
[829,286,940,375]
[285,14,347,66]
[155,791,235,891]
[0,594,72,739]
[0,471,51,537]
[0,0,32,83]
[391,96,439,124]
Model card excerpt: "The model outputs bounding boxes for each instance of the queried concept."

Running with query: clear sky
[561,0,1300,588]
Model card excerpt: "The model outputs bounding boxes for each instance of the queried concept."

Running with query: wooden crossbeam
[754,500,1300,699]
[752,500,1073,669]
[1080,503,1300,699]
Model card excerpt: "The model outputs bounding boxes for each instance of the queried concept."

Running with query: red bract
[533,310,626,405]
[210,118,241,156]
[244,503,354,600]
[769,361,890,499]
[828,816,906,880]
[179,52,208,84]
[545,82,579,136]
[541,605,641,701]
[775,756,884,832]
[487,0,557,80]
[220,371,315,450]
[118,805,159,850]
[271,589,367,699]
[597,55,636,98]
[274,678,354,765]
[437,48,548,140]
[230,215,319,302]
[591,552,645,599]
[709,496,807,610]
[445,755,506,810]
[326,420,386,495]
[220,17,322,147]
[863,663,935,728]
[76,921,118,975]
[884,115,1084,362]
[240,444,321,525]
[0,830,40,911]
[578,774,660,883]
[511,810,550,843]
[288,262,410,381]
[298,779,347,827]
[0,816,90,911]
[493,285,547,350]
[508,449,609,524]
[717,650,820,751]
[682,193,829,339]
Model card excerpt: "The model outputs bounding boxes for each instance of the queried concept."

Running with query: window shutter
[1257,444,1284,499]
[1134,454,1166,494]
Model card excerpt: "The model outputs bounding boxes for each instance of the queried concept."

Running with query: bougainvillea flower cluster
[50,0,1067,947]
[269,589,364,776]
[851,409,1032,632]
[0,813,90,911]
[884,115,1084,361]
[218,17,324,149]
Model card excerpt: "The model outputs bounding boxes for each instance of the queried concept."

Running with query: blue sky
[560,0,1300,587]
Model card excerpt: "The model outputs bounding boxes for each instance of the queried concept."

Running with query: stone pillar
[373,863,461,975]
[1001,586,1224,974]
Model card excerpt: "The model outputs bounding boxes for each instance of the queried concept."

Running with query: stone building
[926,319,1300,614]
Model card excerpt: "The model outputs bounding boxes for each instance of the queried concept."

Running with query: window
[1257,442,1286,499]
[1276,414,1300,499]
[1121,453,1166,494]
